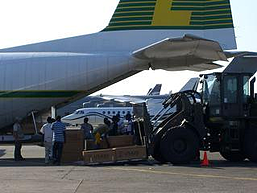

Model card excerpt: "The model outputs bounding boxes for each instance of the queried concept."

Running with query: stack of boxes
[60,129,147,164]
[61,129,84,163]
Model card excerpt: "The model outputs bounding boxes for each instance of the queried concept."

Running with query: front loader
[141,53,257,164]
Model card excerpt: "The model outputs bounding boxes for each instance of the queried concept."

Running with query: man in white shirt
[13,117,25,161]
[40,117,53,164]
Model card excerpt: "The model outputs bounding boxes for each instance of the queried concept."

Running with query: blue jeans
[14,140,23,160]
[52,142,63,164]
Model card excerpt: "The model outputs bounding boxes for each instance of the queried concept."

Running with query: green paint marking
[118,2,156,8]
[104,24,233,31]
[105,0,233,31]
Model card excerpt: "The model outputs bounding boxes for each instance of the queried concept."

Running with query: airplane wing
[132,34,227,71]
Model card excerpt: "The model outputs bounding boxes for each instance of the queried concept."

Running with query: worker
[80,117,94,139]
[117,117,125,134]
[51,116,66,165]
[40,117,53,164]
[103,117,111,147]
[94,132,101,149]
[13,117,25,161]
[124,112,133,135]
[104,117,111,129]
[109,115,119,136]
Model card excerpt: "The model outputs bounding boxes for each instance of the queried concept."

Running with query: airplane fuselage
[0,28,236,129]
[0,51,143,128]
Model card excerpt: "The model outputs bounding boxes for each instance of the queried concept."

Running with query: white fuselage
[0,29,235,129]
[62,96,171,126]
[0,51,143,128]
[62,107,133,126]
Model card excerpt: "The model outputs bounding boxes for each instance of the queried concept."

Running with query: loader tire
[219,151,245,162]
[159,126,199,164]
[152,150,166,164]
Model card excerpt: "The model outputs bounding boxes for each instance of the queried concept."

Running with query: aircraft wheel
[159,126,199,164]
[219,151,245,162]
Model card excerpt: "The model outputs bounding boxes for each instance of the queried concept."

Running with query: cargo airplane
[0,0,237,135]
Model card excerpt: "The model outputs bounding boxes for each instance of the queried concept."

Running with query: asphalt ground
[0,145,257,193]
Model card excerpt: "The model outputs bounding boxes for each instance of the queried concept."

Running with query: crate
[65,129,84,142]
[61,129,84,163]
[108,135,134,147]
[62,152,83,162]
[83,145,147,164]
[83,148,116,164]
[85,139,95,150]
[115,146,147,161]
[85,139,109,150]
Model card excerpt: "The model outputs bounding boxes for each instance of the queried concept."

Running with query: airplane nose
[61,114,73,122]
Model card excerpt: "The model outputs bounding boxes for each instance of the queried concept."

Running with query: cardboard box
[85,140,95,150]
[115,146,147,161]
[65,129,84,142]
[83,148,115,164]
[62,140,84,152]
[61,129,84,163]
[85,139,109,150]
[108,135,134,147]
[62,152,83,162]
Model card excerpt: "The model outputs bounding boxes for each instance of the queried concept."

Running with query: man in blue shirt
[51,116,66,165]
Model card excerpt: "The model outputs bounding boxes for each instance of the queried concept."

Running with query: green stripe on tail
[104,0,234,31]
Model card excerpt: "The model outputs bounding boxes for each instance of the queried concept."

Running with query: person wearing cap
[13,117,25,161]
[40,117,54,164]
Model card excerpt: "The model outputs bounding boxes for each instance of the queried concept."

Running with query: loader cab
[199,72,254,120]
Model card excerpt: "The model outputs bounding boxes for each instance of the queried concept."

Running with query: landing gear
[159,126,199,164]
[219,151,245,162]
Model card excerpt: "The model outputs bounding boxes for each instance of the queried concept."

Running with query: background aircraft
[57,84,163,117]
[62,78,199,126]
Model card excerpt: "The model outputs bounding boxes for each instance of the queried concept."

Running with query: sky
[0,0,256,95]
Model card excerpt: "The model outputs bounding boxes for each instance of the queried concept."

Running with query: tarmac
[0,145,257,193]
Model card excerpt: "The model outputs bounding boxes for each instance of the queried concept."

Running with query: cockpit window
[75,110,84,114]
[201,74,221,105]
[224,76,237,103]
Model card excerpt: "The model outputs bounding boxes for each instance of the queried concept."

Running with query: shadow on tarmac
[0,158,47,167]
[88,159,257,169]
[0,149,6,157]
[0,157,256,168]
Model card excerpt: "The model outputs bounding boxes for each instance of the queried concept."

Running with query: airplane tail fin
[147,84,162,95]
[104,0,236,50]
[179,78,200,92]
